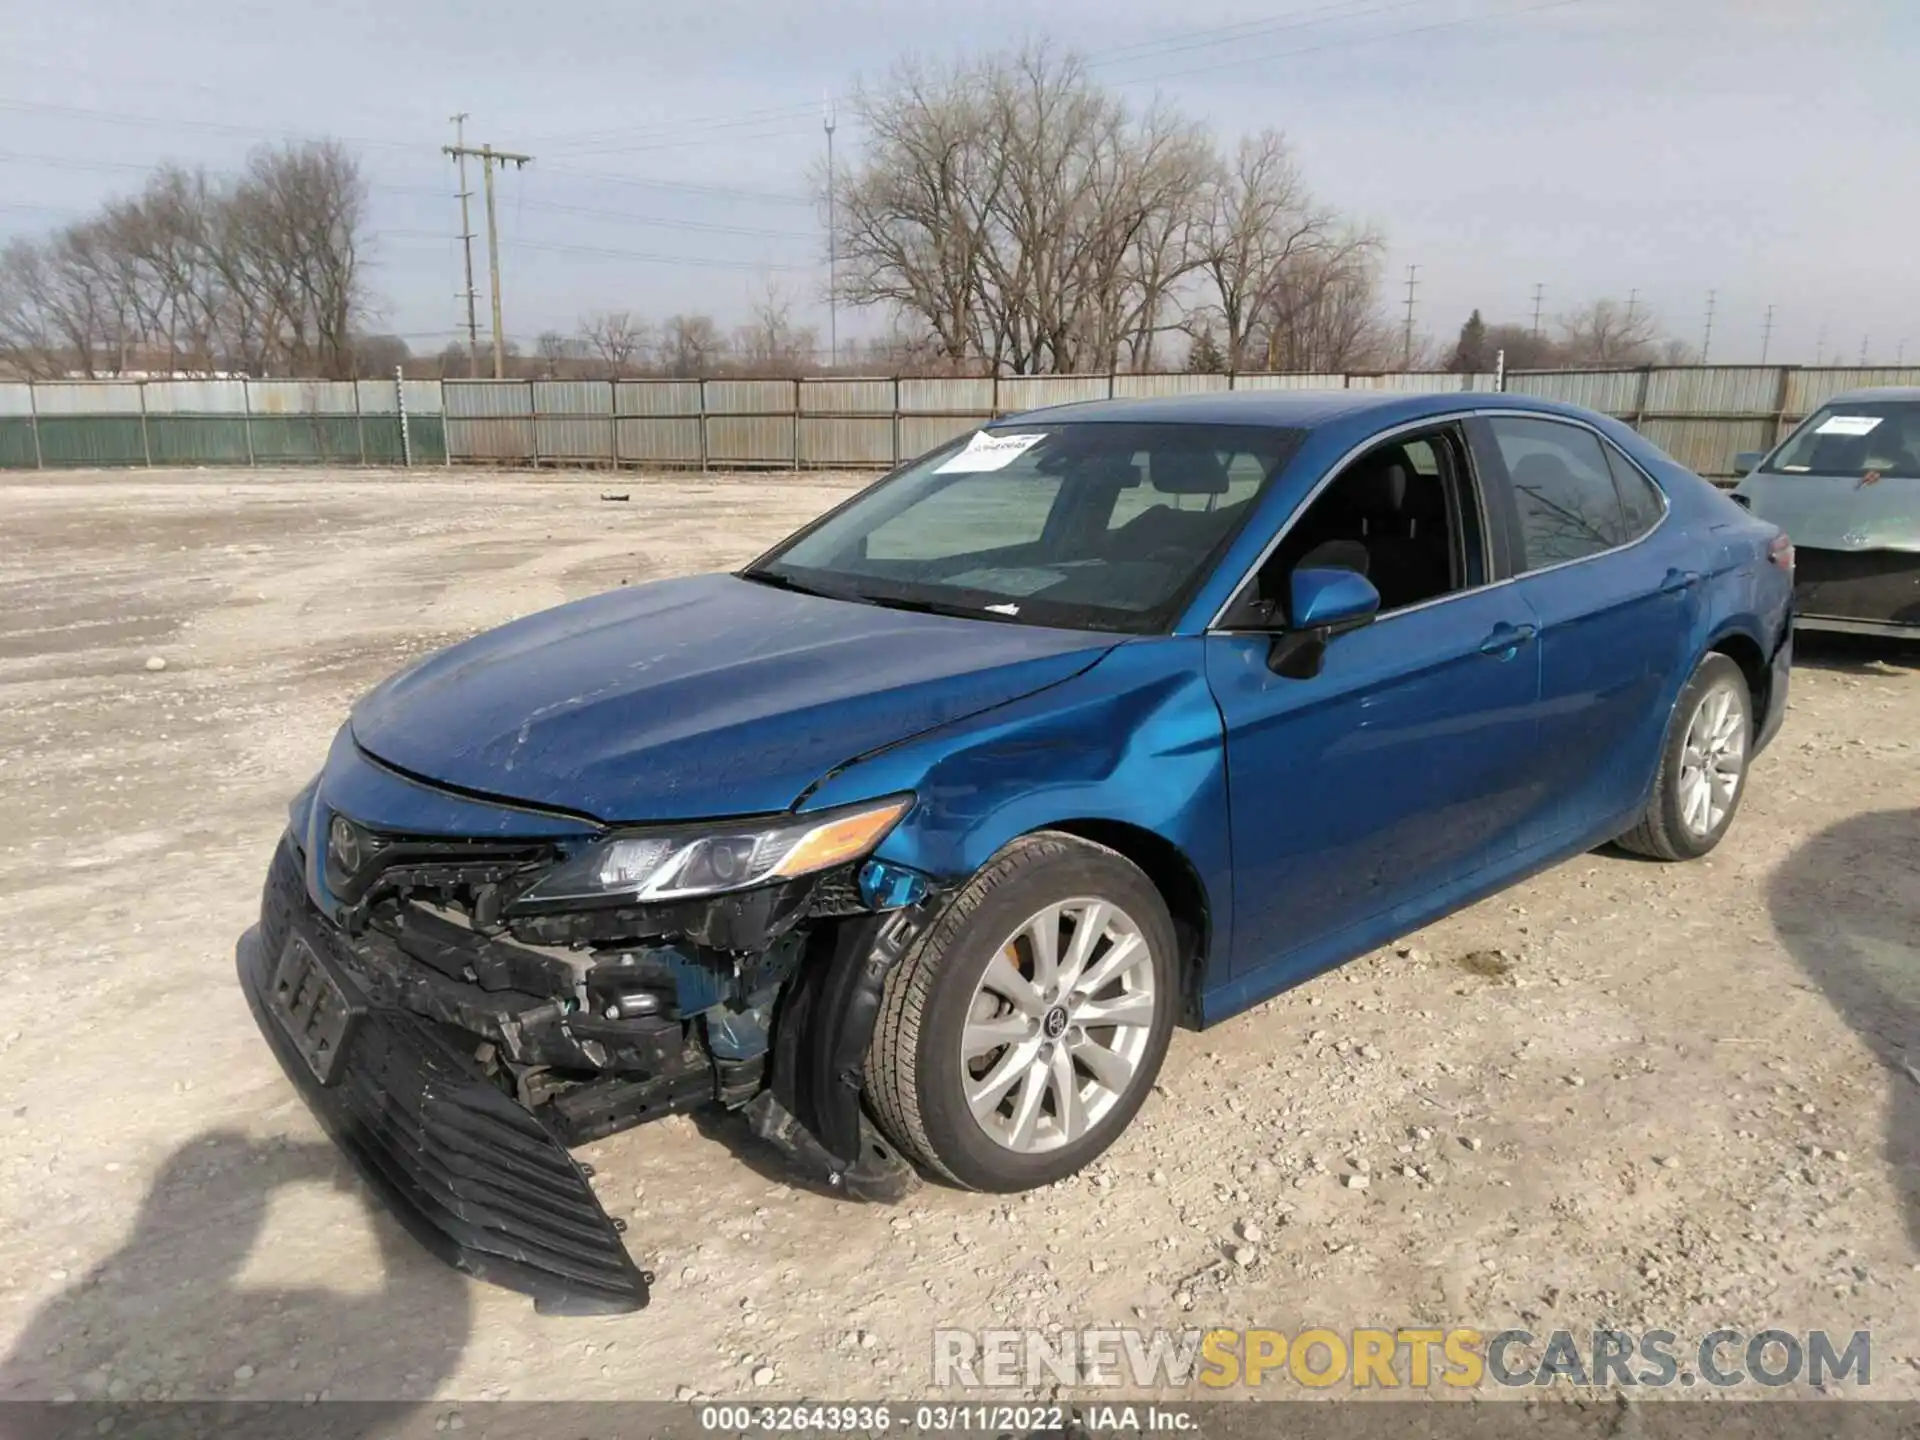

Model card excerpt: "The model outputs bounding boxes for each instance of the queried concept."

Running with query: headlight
[511,796,912,906]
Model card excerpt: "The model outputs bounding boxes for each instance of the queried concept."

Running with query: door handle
[1478,622,1537,658]
[1661,568,1703,595]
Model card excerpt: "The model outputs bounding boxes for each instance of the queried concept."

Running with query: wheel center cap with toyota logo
[1043,1006,1070,1039]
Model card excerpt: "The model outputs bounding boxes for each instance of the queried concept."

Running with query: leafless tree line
[524,284,823,379]
[827,45,1402,376]
[1446,300,1699,373]
[0,142,373,380]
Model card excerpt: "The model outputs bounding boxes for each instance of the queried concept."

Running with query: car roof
[1825,386,1920,405]
[986,387,1594,431]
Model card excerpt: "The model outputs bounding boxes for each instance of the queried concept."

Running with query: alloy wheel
[959,898,1158,1154]
[1677,679,1748,837]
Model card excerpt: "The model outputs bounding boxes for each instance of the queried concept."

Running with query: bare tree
[1557,298,1662,366]
[731,283,819,374]
[578,310,650,376]
[1247,226,1393,372]
[656,313,727,377]
[1192,131,1340,371]
[0,140,371,379]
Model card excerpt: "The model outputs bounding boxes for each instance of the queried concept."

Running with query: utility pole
[1900,338,1909,366]
[1815,326,1827,367]
[824,96,838,370]
[1759,304,1774,365]
[1700,290,1717,364]
[443,138,532,379]
[448,115,481,377]
[1859,335,1870,366]
[1530,283,1545,339]
[1401,263,1419,369]
[1624,288,1639,326]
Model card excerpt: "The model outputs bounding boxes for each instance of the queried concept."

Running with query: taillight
[1768,532,1794,572]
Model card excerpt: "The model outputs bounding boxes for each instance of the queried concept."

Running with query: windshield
[746,422,1303,633]
[1764,400,1920,480]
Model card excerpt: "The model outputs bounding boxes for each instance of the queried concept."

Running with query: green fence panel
[246,415,365,464]
[0,418,37,468]
[409,415,448,463]
[34,417,147,466]
[146,416,254,465]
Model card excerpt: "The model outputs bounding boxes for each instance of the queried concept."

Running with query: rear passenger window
[1604,444,1666,540]
[1488,417,1629,569]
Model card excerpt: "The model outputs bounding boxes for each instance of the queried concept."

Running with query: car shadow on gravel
[1768,806,1920,1254]
[0,1130,473,1405]
[1790,632,1920,673]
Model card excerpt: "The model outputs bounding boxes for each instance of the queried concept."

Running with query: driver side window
[1258,426,1481,620]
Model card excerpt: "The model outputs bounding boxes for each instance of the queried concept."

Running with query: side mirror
[1267,566,1382,679]
[1732,451,1765,478]
[1291,566,1381,630]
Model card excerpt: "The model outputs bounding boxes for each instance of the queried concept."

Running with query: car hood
[349,573,1117,823]
[1735,472,1920,551]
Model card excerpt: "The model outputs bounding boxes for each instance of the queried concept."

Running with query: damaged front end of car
[238,733,944,1316]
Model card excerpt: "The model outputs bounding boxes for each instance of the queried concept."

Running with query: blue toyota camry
[245,390,1794,1312]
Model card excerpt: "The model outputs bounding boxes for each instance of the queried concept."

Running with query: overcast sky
[4,0,1914,365]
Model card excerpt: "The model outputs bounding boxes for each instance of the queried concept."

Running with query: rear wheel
[1616,653,1752,861]
[865,833,1177,1190]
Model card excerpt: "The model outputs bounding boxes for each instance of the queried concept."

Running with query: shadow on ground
[1767,806,1920,1254]
[1790,631,1920,674]
[0,1129,473,1405]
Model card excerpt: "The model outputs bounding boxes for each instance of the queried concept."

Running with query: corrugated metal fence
[2,366,1914,476]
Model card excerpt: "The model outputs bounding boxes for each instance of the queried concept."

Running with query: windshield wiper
[738,568,857,602]
[852,593,1022,623]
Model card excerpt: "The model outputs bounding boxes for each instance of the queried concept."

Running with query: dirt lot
[0,467,1916,1407]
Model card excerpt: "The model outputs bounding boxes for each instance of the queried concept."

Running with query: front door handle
[1661,567,1704,595]
[1478,621,1537,658]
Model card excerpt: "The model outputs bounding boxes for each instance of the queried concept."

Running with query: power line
[525,99,826,150]
[1091,0,1441,69]
[377,230,803,272]
[0,96,419,154]
[1112,0,1591,86]
[532,122,820,161]
[538,163,811,206]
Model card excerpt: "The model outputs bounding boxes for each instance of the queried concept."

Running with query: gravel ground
[0,466,1915,1406]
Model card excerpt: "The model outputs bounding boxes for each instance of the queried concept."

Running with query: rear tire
[1616,652,1752,861]
[865,832,1177,1191]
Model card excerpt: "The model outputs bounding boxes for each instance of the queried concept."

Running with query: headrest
[1350,459,1407,513]
[1150,447,1231,496]
[1401,472,1447,519]
[1512,452,1575,492]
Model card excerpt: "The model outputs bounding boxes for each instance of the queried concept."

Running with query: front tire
[1616,652,1753,861]
[865,833,1178,1190]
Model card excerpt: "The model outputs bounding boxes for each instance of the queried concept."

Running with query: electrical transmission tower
[443,136,533,379]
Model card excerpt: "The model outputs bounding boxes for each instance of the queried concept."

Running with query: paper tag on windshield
[934,431,1046,473]
[1815,415,1882,436]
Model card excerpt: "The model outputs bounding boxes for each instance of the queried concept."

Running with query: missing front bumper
[243,834,934,1309]
[238,926,654,1314]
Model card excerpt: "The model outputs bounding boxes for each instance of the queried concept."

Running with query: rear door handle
[1478,621,1537,658]
[1661,568,1704,594]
